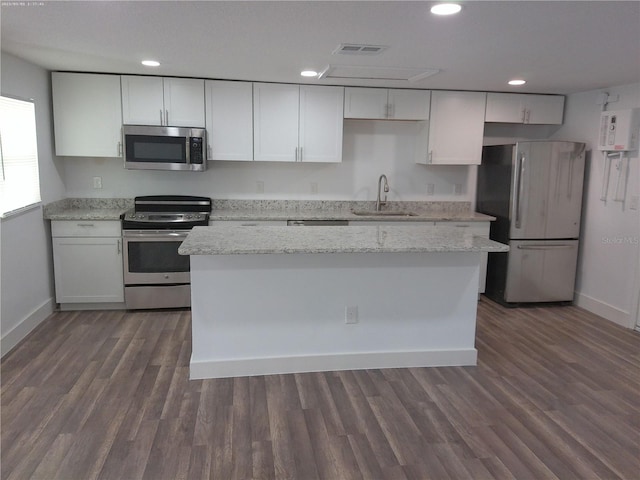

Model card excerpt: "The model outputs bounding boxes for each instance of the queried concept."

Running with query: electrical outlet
[630,194,639,210]
[92,176,102,189]
[345,306,358,324]
[453,183,463,195]
[310,182,318,194]
[256,181,264,194]
[427,183,435,196]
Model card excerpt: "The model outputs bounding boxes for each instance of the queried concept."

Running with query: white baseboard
[575,292,632,328]
[1,297,54,357]
[190,349,478,380]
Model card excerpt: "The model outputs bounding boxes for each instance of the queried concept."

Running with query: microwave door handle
[185,137,190,164]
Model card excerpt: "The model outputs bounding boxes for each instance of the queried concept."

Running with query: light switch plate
[92,176,102,189]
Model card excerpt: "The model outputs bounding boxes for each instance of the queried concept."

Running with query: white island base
[189,251,481,379]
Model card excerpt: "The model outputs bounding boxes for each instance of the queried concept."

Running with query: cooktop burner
[121,195,212,230]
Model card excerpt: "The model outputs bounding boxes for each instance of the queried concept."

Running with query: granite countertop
[179,224,509,256]
[209,209,494,222]
[209,200,495,222]
[42,198,495,223]
[43,198,132,220]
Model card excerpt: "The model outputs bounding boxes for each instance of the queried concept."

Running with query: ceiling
[2,1,639,95]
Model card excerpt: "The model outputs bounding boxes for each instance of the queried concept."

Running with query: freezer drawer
[505,240,579,303]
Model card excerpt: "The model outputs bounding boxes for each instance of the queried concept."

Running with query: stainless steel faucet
[376,174,389,211]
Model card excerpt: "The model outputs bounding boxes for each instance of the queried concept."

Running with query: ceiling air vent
[333,43,388,55]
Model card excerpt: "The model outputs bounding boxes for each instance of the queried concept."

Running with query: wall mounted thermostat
[598,108,640,151]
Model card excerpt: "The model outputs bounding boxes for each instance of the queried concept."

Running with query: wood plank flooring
[2,297,639,479]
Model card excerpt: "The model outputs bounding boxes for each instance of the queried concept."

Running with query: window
[0,95,41,217]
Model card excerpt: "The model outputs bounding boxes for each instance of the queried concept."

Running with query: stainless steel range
[121,195,211,309]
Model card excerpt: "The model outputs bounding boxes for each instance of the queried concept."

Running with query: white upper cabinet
[254,83,344,163]
[299,85,344,163]
[485,93,564,125]
[253,83,300,162]
[344,87,430,120]
[387,89,431,120]
[205,80,253,161]
[51,72,123,157]
[121,76,205,127]
[344,87,388,119]
[421,90,487,165]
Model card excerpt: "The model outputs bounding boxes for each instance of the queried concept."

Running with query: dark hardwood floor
[2,297,639,480]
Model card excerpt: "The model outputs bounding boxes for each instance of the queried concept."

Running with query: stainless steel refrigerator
[476,141,586,304]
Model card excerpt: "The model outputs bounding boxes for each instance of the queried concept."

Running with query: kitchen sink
[351,210,418,216]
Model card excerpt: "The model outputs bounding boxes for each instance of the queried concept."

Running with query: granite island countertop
[179,224,509,256]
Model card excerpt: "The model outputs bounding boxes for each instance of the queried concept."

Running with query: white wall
[552,83,640,327]
[0,52,65,355]
[62,120,472,202]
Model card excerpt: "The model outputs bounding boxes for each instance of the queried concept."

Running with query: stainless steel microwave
[123,125,207,171]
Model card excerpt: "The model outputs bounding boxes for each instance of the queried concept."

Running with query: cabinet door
[253,83,299,162]
[344,87,388,119]
[485,93,564,125]
[163,77,205,127]
[52,72,123,157]
[205,80,253,161]
[485,93,526,123]
[121,76,164,125]
[388,89,430,120]
[299,86,344,163]
[428,91,486,165]
[53,237,124,303]
[525,95,564,125]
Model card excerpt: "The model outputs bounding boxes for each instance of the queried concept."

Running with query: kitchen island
[179,224,508,379]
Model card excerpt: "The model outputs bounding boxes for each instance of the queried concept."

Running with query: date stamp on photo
[1,1,44,7]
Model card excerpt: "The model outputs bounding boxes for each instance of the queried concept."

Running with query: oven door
[122,230,190,285]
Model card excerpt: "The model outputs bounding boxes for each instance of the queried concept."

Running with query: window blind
[0,96,41,216]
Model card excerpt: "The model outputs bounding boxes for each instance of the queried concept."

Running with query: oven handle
[122,230,189,238]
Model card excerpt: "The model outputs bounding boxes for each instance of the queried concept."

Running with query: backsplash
[60,121,473,202]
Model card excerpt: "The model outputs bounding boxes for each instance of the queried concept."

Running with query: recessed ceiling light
[301,70,318,77]
[508,79,527,86]
[141,60,160,67]
[430,3,462,15]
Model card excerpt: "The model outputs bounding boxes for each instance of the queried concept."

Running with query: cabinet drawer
[51,220,121,237]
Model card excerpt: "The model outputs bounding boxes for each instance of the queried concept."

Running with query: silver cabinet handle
[454,224,470,228]
[299,147,303,162]
[77,223,94,227]
[517,245,574,250]
[117,239,121,254]
[428,151,433,163]
[521,107,527,123]
[165,109,169,126]
[515,152,525,229]
[525,109,531,124]
[160,109,164,125]
[295,147,298,162]
[117,141,122,157]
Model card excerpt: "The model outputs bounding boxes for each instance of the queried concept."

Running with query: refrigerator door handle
[515,152,525,229]
[516,245,575,250]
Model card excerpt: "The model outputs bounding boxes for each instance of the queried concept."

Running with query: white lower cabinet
[51,221,124,304]
[210,220,288,226]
